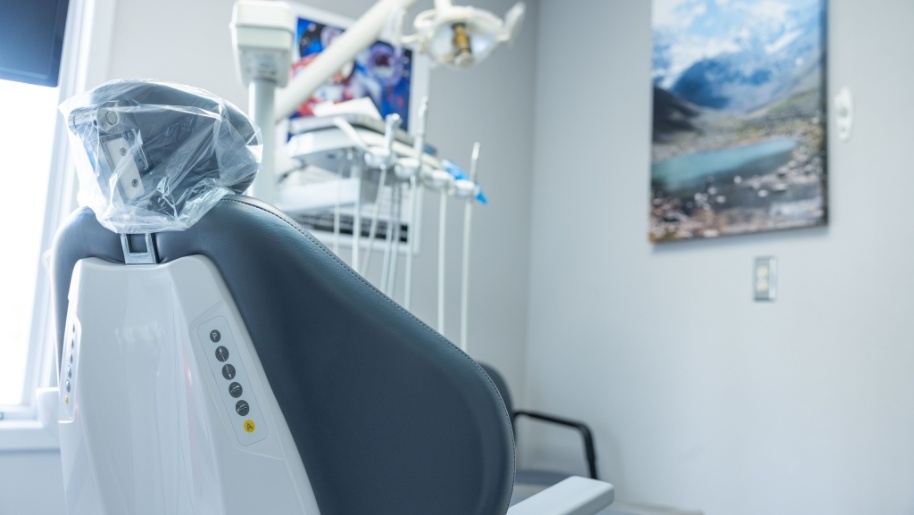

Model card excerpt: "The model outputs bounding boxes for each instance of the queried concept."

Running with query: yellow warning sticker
[243,419,256,433]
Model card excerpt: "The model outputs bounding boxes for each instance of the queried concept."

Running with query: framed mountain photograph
[649,0,827,242]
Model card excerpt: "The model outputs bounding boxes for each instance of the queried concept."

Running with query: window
[0,80,61,407]
[0,0,113,416]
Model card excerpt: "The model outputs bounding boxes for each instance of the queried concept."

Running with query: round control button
[209,329,221,343]
[222,364,236,380]
[65,380,71,393]
[67,366,72,379]
[243,419,256,433]
[69,353,73,364]
[228,382,243,398]
[215,346,229,362]
[235,400,250,416]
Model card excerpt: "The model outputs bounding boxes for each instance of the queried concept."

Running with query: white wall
[0,451,66,515]
[522,1,914,514]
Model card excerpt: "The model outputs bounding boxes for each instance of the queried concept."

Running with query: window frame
[0,0,117,451]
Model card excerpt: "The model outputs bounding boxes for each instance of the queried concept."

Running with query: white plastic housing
[452,179,478,198]
[231,0,295,87]
[506,477,614,515]
[422,168,453,190]
[57,256,320,515]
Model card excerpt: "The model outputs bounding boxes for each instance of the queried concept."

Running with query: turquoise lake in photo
[652,137,797,192]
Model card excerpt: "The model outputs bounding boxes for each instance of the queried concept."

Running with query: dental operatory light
[402,0,525,69]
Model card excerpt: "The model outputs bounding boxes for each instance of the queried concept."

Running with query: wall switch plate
[834,87,853,141]
[754,256,777,301]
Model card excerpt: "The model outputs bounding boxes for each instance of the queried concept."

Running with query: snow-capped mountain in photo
[652,0,824,112]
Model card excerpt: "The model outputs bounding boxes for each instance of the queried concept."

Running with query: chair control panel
[59,319,80,421]
[197,316,267,446]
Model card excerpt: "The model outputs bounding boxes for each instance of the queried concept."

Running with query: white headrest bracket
[120,233,159,264]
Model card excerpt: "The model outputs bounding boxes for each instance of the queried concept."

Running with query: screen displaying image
[280,7,427,253]
[290,16,414,131]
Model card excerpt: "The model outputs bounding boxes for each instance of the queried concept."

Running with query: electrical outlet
[754,256,777,301]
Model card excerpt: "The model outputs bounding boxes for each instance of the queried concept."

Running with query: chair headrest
[61,79,261,234]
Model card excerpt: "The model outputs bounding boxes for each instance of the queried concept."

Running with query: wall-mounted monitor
[0,0,70,87]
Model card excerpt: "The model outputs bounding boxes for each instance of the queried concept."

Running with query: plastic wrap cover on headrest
[60,79,262,234]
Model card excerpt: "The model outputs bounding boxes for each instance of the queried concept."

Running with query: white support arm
[506,476,615,515]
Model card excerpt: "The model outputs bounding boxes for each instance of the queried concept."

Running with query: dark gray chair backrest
[51,196,516,515]
[480,362,515,420]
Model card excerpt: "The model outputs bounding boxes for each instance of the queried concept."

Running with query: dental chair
[47,79,613,515]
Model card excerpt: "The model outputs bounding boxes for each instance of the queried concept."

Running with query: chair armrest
[506,476,614,515]
[513,410,598,479]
